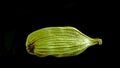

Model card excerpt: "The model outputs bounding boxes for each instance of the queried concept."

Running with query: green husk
[26,26,102,57]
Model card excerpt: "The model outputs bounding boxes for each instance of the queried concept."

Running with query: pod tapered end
[94,38,102,45]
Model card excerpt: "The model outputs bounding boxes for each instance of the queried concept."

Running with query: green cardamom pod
[26,26,102,57]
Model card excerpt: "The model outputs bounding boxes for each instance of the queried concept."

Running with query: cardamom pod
[26,26,102,57]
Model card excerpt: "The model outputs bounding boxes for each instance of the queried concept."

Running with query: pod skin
[26,26,102,57]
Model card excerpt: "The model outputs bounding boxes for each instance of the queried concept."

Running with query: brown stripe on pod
[28,40,38,53]
[28,43,35,53]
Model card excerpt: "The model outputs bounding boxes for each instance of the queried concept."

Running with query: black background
[0,0,118,67]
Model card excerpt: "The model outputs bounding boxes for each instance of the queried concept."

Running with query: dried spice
[26,26,102,57]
